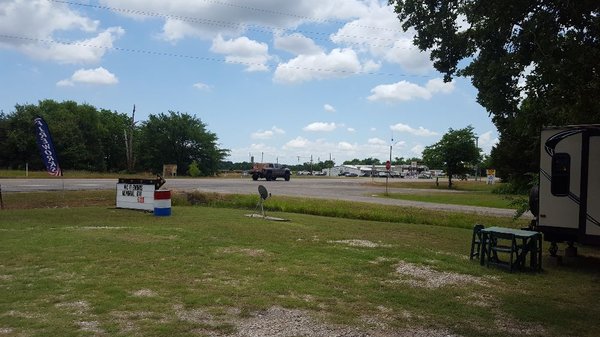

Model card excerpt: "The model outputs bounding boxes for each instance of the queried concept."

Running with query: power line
[50,0,405,33]
[196,0,407,34]
[0,33,433,78]
[47,0,415,50]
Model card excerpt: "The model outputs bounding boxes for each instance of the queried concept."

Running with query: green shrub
[188,160,202,177]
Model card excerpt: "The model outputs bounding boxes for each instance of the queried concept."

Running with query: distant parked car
[344,172,358,177]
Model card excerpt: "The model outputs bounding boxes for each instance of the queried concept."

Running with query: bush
[188,161,202,177]
[492,173,539,219]
[492,183,525,195]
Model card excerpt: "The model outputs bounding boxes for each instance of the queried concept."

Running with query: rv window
[551,153,570,197]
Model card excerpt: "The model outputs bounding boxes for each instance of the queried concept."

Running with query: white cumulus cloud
[390,123,438,137]
[284,136,310,149]
[338,141,357,151]
[57,67,118,86]
[274,48,369,84]
[0,0,125,65]
[477,130,499,153]
[330,3,432,74]
[251,126,285,140]
[274,33,322,55]
[0,0,98,41]
[324,104,336,112]
[100,0,368,42]
[425,78,455,94]
[211,35,271,72]
[303,122,337,132]
[368,138,387,145]
[193,82,211,91]
[368,78,455,103]
[411,144,425,156]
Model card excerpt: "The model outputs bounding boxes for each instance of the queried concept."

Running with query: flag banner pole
[33,117,65,206]
[33,117,62,177]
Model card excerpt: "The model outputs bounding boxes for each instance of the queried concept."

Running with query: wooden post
[0,184,4,210]
[124,104,136,172]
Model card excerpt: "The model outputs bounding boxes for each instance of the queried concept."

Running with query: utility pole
[475,136,479,181]
[124,104,136,172]
[390,132,393,164]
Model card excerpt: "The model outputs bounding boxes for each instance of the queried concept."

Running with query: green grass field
[366,179,525,211]
[0,191,599,337]
[382,191,516,209]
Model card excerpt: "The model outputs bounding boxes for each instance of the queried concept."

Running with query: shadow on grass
[550,255,600,275]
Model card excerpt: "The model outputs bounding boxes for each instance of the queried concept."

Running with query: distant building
[331,164,429,177]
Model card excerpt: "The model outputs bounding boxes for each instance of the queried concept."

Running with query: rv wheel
[529,185,539,218]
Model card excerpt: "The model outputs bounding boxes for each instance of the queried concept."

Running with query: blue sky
[0,0,498,165]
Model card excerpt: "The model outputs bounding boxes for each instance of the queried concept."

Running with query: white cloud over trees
[368,78,455,102]
[390,123,438,137]
[251,126,286,140]
[57,67,119,86]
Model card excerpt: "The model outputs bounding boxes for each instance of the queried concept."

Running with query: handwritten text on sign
[116,183,155,211]
[121,184,143,197]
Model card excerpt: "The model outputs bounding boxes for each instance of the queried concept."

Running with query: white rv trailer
[536,125,600,253]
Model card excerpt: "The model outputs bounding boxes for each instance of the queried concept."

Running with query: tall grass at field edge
[179,191,528,230]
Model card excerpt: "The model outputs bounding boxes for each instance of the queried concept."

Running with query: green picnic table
[479,226,542,272]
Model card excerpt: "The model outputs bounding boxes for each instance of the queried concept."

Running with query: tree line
[219,160,336,173]
[342,157,423,166]
[0,100,229,176]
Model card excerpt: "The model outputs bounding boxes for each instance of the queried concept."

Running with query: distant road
[0,177,518,217]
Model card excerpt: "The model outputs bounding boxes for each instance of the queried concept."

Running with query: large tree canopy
[0,100,130,172]
[0,101,228,176]
[389,0,600,189]
[422,126,480,188]
[136,111,229,176]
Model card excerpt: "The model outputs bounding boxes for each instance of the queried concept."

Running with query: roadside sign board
[386,160,391,170]
[486,169,496,185]
[116,178,165,211]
